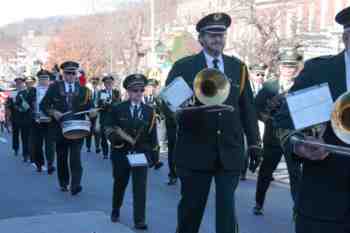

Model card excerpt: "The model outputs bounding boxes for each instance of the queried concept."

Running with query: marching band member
[166,13,262,233]
[253,49,303,216]
[86,76,101,153]
[6,77,31,161]
[106,74,158,230]
[144,79,163,169]
[275,6,350,232]
[249,63,267,96]
[40,61,93,195]
[97,74,121,159]
[27,70,56,174]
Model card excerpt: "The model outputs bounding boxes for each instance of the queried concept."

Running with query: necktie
[213,59,219,69]
[133,105,139,120]
[67,84,73,109]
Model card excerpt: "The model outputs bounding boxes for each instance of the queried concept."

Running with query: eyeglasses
[131,88,145,93]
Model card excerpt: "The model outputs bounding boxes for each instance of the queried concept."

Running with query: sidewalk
[0,211,135,233]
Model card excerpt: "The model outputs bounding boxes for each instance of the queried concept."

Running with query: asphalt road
[0,132,295,233]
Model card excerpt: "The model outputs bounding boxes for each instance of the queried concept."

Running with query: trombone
[281,91,350,157]
[179,68,234,112]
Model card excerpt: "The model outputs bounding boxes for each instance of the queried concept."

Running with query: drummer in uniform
[97,74,121,159]
[27,70,56,174]
[106,74,158,230]
[40,61,94,195]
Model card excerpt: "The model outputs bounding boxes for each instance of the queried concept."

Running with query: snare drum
[61,120,91,140]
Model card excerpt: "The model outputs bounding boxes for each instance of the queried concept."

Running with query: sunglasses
[131,88,145,93]
[256,73,265,77]
[63,71,76,75]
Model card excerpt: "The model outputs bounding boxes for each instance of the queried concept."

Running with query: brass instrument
[160,68,234,113]
[106,122,146,149]
[283,92,350,156]
[189,68,233,112]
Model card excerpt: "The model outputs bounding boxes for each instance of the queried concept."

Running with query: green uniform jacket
[166,51,260,172]
[105,101,158,161]
[255,79,281,147]
[276,50,350,221]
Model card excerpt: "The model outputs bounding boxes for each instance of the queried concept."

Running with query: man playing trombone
[275,6,350,233]
[165,13,262,233]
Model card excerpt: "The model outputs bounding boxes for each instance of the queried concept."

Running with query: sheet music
[159,77,193,112]
[286,83,333,130]
[127,153,148,167]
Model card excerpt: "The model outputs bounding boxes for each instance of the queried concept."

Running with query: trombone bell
[193,68,231,106]
[331,92,350,144]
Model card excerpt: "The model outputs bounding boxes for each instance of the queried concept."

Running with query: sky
[0,0,118,26]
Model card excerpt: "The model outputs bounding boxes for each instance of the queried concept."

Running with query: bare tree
[230,0,302,73]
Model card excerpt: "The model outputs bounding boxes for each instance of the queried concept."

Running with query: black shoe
[37,165,42,173]
[240,174,247,181]
[167,177,177,185]
[103,155,108,160]
[154,161,163,170]
[110,209,120,223]
[14,150,18,156]
[253,205,264,215]
[135,222,148,230]
[60,186,69,192]
[23,157,28,163]
[96,148,101,154]
[71,186,82,196]
[47,166,56,175]
[87,148,91,152]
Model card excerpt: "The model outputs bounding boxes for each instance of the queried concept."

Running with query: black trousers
[255,145,301,208]
[167,127,177,178]
[85,117,100,150]
[101,126,109,156]
[177,168,240,233]
[12,121,30,158]
[56,137,83,188]
[32,122,55,167]
[296,215,350,233]
[111,153,148,224]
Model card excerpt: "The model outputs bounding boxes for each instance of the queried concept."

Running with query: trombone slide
[290,135,350,157]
